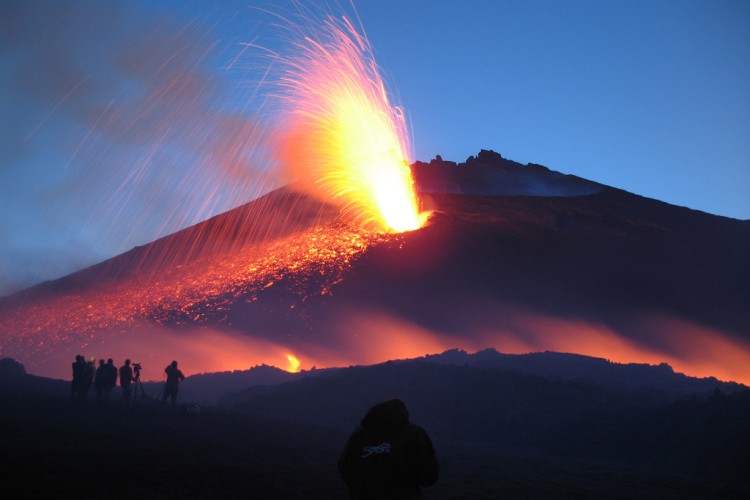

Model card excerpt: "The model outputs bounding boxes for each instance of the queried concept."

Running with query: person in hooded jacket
[338,399,438,499]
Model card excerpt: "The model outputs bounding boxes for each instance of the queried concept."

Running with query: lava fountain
[269,10,425,232]
[0,4,431,379]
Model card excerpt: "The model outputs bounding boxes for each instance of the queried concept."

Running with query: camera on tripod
[131,363,147,400]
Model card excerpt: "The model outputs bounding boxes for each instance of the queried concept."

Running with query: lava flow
[0,4,433,379]
[271,10,426,232]
[0,219,402,376]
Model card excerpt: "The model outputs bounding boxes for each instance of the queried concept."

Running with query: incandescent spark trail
[267,6,426,232]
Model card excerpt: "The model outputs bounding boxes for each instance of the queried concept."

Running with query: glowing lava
[286,353,301,373]
[272,11,424,232]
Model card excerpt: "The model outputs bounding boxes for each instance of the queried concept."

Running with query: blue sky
[1,0,748,295]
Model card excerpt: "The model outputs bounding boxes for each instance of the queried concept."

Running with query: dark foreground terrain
[3,391,747,500]
[2,354,749,499]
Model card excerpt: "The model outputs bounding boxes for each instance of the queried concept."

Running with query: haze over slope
[1,151,748,383]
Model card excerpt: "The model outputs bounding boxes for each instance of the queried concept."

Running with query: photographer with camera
[119,359,134,406]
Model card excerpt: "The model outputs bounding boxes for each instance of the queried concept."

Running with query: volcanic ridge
[1,150,749,383]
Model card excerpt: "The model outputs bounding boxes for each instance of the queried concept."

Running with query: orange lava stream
[0,224,397,359]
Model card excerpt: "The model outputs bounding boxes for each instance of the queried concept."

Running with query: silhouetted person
[94,359,107,404]
[162,360,185,406]
[338,399,439,499]
[77,358,95,403]
[71,355,86,403]
[103,358,118,405]
[120,359,134,405]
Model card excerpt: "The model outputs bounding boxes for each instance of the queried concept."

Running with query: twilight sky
[1,0,748,296]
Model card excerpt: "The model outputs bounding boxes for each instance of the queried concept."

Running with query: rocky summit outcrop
[411,149,603,196]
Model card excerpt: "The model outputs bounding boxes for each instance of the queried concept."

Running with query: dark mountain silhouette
[425,348,747,395]
[219,357,750,483]
[125,347,746,405]
[3,355,749,498]
[218,355,744,436]
[158,348,746,406]
[6,345,743,405]
[167,364,300,404]
[1,150,748,385]
[0,357,68,396]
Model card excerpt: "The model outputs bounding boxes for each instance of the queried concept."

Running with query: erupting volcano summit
[1,4,748,387]
[2,152,749,385]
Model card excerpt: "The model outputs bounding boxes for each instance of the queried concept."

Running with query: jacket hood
[361,399,410,427]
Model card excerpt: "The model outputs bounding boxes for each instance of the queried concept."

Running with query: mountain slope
[1,151,748,382]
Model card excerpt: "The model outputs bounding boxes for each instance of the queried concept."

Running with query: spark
[0,3,432,378]
[271,8,426,232]
[0,222,401,360]
[24,75,90,142]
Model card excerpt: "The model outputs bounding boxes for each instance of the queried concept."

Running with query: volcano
[2,150,749,383]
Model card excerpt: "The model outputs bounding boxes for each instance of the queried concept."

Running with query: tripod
[132,371,148,400]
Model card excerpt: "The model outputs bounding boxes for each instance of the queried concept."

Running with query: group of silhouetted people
[70,355,184,407]
[71,354,437,496]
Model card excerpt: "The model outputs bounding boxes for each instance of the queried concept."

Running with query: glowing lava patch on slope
[270,9,425,232]
[0,221,401,376]
[285,353,301,373]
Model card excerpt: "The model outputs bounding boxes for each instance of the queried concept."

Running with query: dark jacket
[72,358,86,383]
[94,363,107,389]
[104,361,118,388]
[119,365,133,387]
[338,399,439,499]
[164,364,185,387]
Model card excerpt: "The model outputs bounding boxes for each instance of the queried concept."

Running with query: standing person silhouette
[338,399,439,499]
[94,359,107,404]
[103,358,118,406]
[162,361,185,406]
[70,355,86,404]
[119,359,134,406]
[80,358,95,403]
